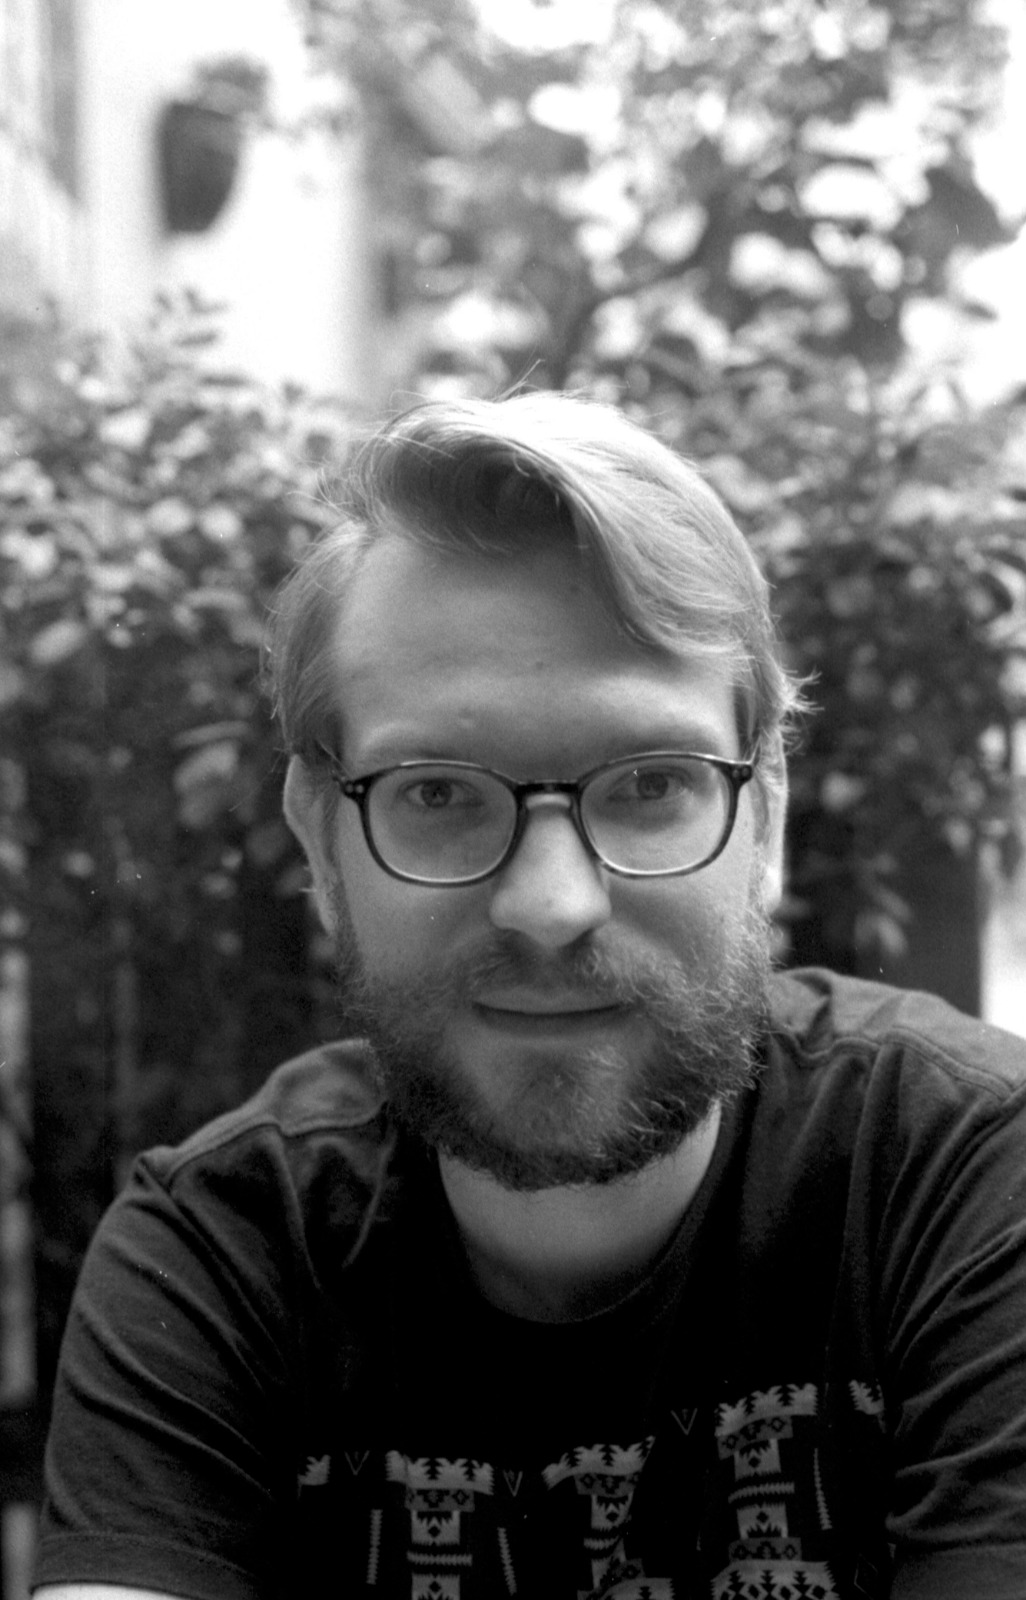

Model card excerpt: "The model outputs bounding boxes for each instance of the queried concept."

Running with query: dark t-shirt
[33,970,1026,1598]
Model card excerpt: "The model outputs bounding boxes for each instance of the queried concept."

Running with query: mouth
[471,995,629,1034]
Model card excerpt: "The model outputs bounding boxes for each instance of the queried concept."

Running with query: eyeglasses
[318,747,756,887]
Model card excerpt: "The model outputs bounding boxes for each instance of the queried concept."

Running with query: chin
[386,1033,735,1192]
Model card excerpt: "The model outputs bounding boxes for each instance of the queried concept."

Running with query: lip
[472,1000,628,1035]
[474,987,618,1014]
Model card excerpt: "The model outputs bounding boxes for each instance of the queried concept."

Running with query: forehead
[330,534,740,768]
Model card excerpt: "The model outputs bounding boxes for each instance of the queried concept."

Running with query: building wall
[2,0,380,401]
[0,0,83,320]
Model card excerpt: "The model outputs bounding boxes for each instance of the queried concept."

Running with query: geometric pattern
[294,1376,886,1596]
[385,1454,494,1594]
[709,1384,840,1600]
[542,1438,655,1597]
[709,1567,838,1600]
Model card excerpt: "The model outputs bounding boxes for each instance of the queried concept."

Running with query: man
[33,393,1026,1600]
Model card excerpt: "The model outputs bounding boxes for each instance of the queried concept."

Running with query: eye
[397,776,485,811]
[630,768,687,802]
[609,765,696,804]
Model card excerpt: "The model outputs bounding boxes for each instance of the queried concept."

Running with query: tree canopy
[301,0,1016,388]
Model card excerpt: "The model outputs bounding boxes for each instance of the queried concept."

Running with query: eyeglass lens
[366,756,733,882]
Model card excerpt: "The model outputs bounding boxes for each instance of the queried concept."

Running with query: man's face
[291,534,784,1191]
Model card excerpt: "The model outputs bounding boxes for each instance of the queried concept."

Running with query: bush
[1,303,350,1372]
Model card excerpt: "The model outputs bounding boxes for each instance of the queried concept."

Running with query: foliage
[187,54,271,120]
[305,0,1014,386]
[1,303,348,1303]
[656,355,1026,959]
[299,0,1026,969]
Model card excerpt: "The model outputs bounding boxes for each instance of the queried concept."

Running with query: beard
[329,885,771,1192]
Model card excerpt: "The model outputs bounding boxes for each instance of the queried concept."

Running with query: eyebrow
[349,726,739,774]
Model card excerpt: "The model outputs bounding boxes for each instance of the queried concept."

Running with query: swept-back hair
[268,392,803,802]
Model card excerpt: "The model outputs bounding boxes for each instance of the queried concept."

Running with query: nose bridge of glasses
[511,785,595,867]
[520,787,575,815]
[498,782,609,915]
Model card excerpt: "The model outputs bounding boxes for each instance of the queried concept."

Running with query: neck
[439,1104,721,1323]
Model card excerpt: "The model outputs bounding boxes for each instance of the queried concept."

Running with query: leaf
[0,528,58,579]
[173,741,240,795]
[886,484,963,526]
[146,498,195,537]
[174,721,251,748]
[246,819,294,867]
[174,741,243,829]
[91,564,141,594]
[0,662,27,707]
[702,453,776,512]
[28,618,90,666]
[820,773,868,813]
[199,505,243,541]
[101,408,152,451]
[854,908,908,960]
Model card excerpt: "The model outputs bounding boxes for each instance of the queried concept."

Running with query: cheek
[612,880,725,964]
[613,826,765,958]
[361,899,460,970]
[338,839,487,974]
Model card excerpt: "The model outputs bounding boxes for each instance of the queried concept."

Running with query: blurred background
[1,0,1025,1591]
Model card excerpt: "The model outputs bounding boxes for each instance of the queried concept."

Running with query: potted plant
[157,56,269,234]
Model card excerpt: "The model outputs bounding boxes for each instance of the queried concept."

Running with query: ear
[759,775,788,914]
[751,738,788,915]
[283,757,341,934]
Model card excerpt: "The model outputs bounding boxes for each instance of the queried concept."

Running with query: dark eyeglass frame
[316,745,757,887]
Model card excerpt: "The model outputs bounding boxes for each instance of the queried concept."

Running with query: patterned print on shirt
[387,1453,494,1589]
[294,1376,888,1596]
[543,1439,658,1597]
[709,1384,839,1600]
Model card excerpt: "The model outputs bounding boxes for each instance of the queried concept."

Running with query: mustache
[415,932,722,1014]
[330,879,773,1043]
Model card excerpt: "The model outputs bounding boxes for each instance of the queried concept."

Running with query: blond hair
[268,393,803,805]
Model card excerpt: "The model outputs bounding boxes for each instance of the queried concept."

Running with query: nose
[488,795,612,949]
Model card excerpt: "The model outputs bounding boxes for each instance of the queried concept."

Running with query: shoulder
[172,1034,383,1139]
[106,1039,398,1284]
[152,1037,389,1181]
[766,966,1026,1102]
[737,970,1026,1280]
[757,968,1026,1203]
[175,1036,386,1150]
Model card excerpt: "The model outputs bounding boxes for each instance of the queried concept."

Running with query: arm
[35,1589,183,1599]
[874,1053,1026,1597]
[32,1148,305,1600]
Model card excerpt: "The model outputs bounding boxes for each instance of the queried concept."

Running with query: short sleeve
[33,1147,309,1600]
[871,1047,1026,1597]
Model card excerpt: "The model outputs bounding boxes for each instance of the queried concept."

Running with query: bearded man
[34,394,1026,1600]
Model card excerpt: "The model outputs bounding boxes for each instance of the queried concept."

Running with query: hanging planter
[156,56,269,236]
[157,100,243,234]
